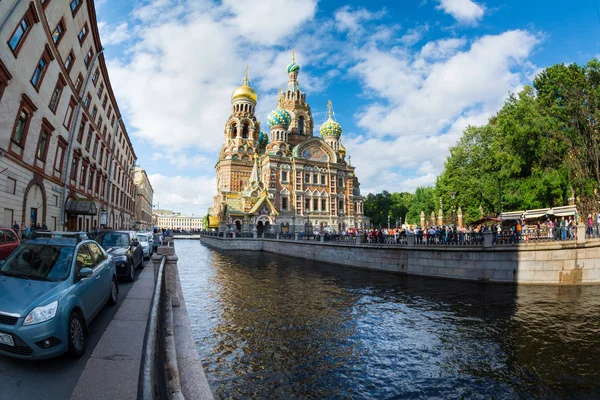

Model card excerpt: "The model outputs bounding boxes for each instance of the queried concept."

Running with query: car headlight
[113,255,127,262]
[23,301,58,326]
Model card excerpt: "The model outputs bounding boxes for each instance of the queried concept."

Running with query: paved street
[0,261,149,400]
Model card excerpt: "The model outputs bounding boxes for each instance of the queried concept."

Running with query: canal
[175,240,600,399]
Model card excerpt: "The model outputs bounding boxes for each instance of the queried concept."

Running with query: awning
[66,199,98,215]
[550,205,578,217]
[208,216,220,228]
[499,211,523,221]
[523,208,551,219]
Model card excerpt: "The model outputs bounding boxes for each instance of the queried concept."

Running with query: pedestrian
[41,221,48,230]
[12,220,20,239]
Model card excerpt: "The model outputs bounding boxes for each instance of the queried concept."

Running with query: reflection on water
[176,240,600,399]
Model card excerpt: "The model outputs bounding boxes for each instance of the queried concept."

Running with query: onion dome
[267,106,291,129]
[286,50,300,73]
[339,142,346,157]
[231,65,257,103]
[319,100,342,137]
[259,131,269,145]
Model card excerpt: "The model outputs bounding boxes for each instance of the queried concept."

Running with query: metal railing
[138,255,170,400]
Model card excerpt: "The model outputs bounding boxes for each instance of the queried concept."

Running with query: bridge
[0,238,213,400]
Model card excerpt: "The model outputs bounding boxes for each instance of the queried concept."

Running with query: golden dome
[232,65,258,103]
[339,142,346,156]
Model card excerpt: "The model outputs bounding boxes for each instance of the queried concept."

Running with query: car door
[0,230,7,260]
[74,245,103,320]
[4,229,19,258]
[131,233,142,267]
[88,242,111,300]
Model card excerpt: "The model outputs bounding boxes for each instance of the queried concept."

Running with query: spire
[327,100,332,119]
[244,64,249,85]
[249,153,260,184]
[292,49,295,63]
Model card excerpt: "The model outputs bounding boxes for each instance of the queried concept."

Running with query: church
[210,54,369,235]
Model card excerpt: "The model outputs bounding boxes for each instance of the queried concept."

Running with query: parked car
[0,233,118,360]
[94,231,143,282]
[137,234,151,260]
[0,227,20,261]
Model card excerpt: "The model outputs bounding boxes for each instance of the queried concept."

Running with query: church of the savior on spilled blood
[210,54,369,234]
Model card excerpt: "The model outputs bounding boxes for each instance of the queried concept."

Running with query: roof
[225,196,244,215]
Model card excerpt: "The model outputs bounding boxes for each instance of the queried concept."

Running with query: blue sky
[95,0,600,215]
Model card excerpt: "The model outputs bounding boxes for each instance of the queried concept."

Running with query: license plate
[0,332,14,347]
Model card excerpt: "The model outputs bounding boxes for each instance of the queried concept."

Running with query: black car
[94,231,143,282]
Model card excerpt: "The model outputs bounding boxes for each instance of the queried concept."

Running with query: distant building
[133,167,153,230]
[155,210,203,231]
[0,0,137,231]
[212,55,368,234]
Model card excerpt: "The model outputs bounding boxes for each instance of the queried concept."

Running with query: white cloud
[98,21,130,46]
[400,25,428,46]
[334,6,386,38]
[436,0,485,24]
[148,174,216,215]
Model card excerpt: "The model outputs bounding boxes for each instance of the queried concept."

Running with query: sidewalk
[71,266,155,400]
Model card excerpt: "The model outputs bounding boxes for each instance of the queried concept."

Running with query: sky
[94,0,600,215]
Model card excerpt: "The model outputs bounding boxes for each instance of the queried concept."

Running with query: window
[85,131,92,151]
[338,178,343,188]
[313,199,319,211]
[92,137,98,158]
[37,131,49,160]
[74,73,83,94]
[70,0,83,15]
[298,116,304,134]
[77,119,86,143]
[63,101,74,129]
[5,177,16,194]
[31,56,48,90]
[70,157,79,180]
[92,105,97,120]
[313,174,318,184]
[84,93,91,109]
[281,171,287,182]
[3,209,14,227]
[8,4,38,56]
[78,23,89,44]
[305,174,310,183]
[54,141,66,174]
[52,20,65,45]
[48,76,66,113]
[102,94,107,109]
[80,163,87,186]
[321,199,327,212]
[0,60,12,101]
[76,245,93,272]
[321,175,326,185]
[92,69,99,86]
[64,50,75,72]
[305,198,310,211]
[12,109,29,146]
[102,126,107,138]
[282,197,288,210]
[339,201,344,212]
[84,48,93,68]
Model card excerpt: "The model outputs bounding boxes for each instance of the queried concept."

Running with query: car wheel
[126,261,135,282]
[139,256,145,269]
[67,312,86,358]
[108,278,118,306]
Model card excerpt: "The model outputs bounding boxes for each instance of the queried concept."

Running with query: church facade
[211,55,369,234]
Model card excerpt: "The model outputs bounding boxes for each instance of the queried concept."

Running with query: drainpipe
[104,116,121,229]
[60,48,104,229]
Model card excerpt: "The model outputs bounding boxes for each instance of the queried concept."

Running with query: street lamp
[450,192,456,226]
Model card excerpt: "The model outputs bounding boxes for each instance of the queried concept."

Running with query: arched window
[231,124,237,138]
[242,124,248,139]
[298,116,304,134]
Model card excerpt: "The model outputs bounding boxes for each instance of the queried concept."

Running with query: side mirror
[79,267,93,279]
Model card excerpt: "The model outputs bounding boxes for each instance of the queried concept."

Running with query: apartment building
[133,167,153,230]
[0,0,137,231]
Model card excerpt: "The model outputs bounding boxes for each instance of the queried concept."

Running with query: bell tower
[280,51,313,146]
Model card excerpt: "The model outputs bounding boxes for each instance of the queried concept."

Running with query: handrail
[138,255,170,399]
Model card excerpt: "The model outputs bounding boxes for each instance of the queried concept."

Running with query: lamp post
[387,214,390,229]
[450,192,456,226]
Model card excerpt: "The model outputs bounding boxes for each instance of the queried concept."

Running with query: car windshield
[98,233,130,247]
[0,244,74,281]
[138,235,148,242]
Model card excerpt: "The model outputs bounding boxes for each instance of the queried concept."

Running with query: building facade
[133,167,153,230]
[0,0,137,232]
[155,211,203,231]
[212,55,368,234]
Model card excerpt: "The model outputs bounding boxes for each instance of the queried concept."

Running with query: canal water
[175,240,600,399]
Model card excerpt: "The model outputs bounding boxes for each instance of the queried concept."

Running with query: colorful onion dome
[259,131,269,145]
[286,50,300,74]
[267,106,291,128]
[231,65,258,103]
[339,142,346,157]
[319,100,342,137]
